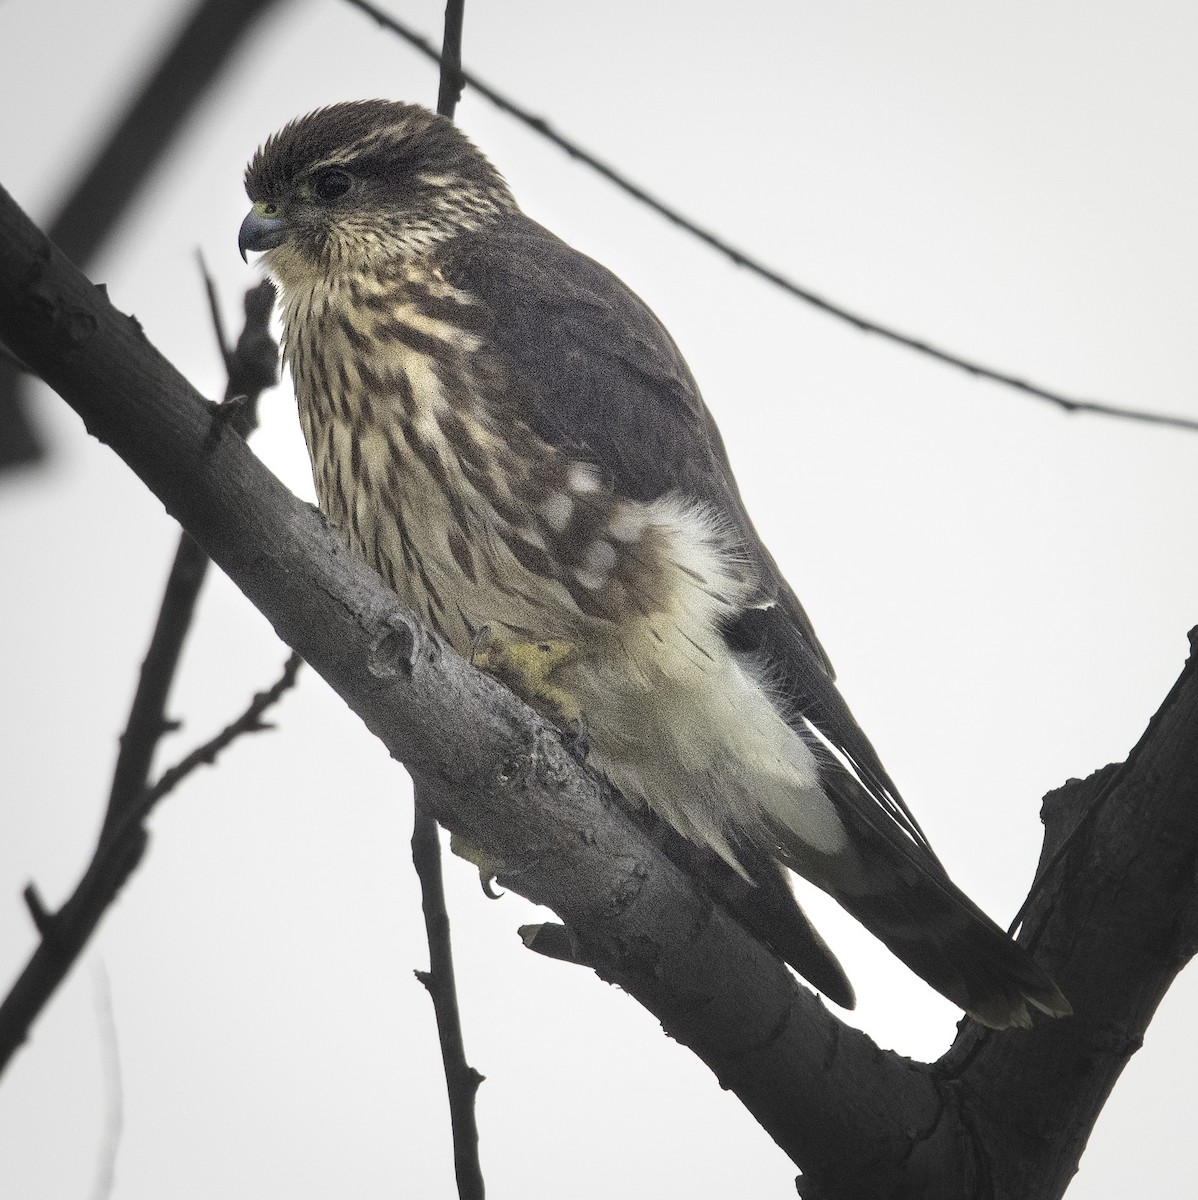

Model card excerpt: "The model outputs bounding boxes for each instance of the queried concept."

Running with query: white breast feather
[568,494,848,876]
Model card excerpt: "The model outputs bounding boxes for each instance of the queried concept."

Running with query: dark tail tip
[838,882,1070,1030]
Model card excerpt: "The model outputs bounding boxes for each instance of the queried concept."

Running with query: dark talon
[562,712,591,763]
[203,393,250,451]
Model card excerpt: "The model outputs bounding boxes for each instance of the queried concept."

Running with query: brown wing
[438,214,935,859]
[437,216,1073,1026]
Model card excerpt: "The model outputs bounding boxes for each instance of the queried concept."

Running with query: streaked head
[239,100,517,279]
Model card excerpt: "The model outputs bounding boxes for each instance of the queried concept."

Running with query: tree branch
[1,180,1195,1198]
[0,267,282,1076]
[411,782,485,1200]
[343,0,1198,436]
[934,633,1198,1200]
[101,275,277,846]
[0,0,290,471]
[403,8,489,1199]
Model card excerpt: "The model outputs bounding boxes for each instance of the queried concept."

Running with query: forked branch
[1,181,1195,1200]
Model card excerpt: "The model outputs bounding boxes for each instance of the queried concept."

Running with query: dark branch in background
[0,351,41,468]
[411,790,486,1200]
[101,272,278,849]
[47,0,286,266]
[0,274,288,1076]
[435,0,467,120]
[2,188,1197,1198]
[407,7,487,1200]
[136,652,302,817]
[0,0,288,470]
[344,0,1198,436]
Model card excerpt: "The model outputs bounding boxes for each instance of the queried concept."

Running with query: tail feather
[712,846,856,1011]
[777,788,1071,1029]
[620,771,1066,1027]
[650,819,857,1010]
[834,879,1071,1028]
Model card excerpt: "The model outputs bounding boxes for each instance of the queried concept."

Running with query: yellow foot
[470,627,582,724]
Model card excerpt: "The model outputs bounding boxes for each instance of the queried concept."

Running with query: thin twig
[136,652,302,820]
[436,0,466,120]
[0,652,301,1075]
[406,9,487,1199]
[99,272,276,846]
[344,0,1198,435]
[98,531,209,846]
[198,249,232,365]
[412,787,486,1200]
[0,277,281,1077]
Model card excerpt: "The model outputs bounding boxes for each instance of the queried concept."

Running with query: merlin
[239,100,1068,1028]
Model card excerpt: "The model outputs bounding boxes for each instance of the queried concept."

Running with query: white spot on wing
[539,491,574,533]
[573,566,607,592]
[567,462,601,495]
[585,539,617,574]
[607,503,650,543]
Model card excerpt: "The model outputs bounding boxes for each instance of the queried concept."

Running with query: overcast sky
[2,2,1197,1197]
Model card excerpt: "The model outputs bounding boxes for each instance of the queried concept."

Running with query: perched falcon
[240,100,1069,1028]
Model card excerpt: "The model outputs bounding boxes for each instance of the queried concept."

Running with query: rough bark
[1,181,1194,1199]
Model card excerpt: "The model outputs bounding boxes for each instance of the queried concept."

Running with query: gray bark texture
[1,181,1194,1200]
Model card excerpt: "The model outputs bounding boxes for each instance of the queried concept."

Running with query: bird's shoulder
[436,214,837,674]
[435,215,722,499]
[436,220,951,878]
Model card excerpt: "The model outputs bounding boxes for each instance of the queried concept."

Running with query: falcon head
[239,100,516,281]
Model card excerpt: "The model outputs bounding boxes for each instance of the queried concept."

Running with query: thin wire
[343,0,1198,436]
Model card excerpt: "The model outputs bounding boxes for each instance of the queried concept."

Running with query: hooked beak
[238,206,291,261]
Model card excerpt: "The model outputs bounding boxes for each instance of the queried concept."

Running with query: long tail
[833,867,1070,1028]
[696,840,857,1011]
[790,791,1071,1029]
[640,815,857,1010]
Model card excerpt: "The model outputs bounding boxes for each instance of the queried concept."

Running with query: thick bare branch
[936,634,1198,1200]
[2,180,1195,1198]
[0,175,944,1178]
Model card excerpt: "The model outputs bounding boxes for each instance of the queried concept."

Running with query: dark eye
[313,168,352,202]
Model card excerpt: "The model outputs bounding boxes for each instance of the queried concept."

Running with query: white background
[2,1,1196,1196]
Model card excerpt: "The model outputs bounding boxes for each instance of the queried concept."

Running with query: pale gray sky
[2,2,1196,1197]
